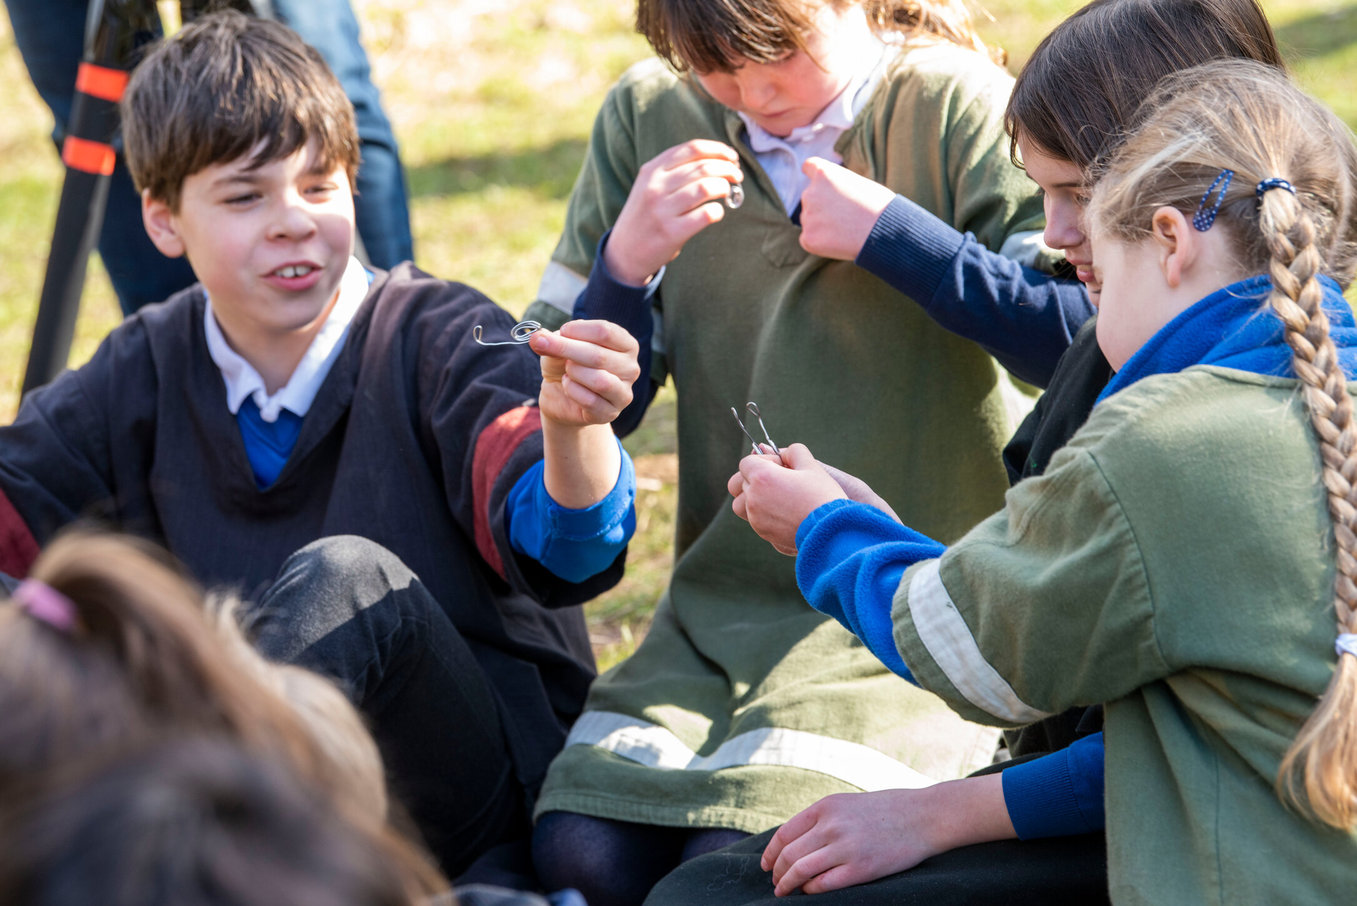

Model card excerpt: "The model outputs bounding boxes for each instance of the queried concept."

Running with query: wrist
[541,420,621,509]
[602,237,654,288]
[918,774,1017,855]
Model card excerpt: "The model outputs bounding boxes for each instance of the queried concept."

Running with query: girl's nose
[1043,199,1085,252]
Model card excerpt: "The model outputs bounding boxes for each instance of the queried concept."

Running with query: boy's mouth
[274,264,316,279]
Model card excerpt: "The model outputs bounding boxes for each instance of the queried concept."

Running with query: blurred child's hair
[0,735,446,906]
[0,530,362,819]
[1006,0,1282,171]
[1089,59,1357,828]
[637,0,1002,75]
[207,594,389,819]
[121,8,360,211]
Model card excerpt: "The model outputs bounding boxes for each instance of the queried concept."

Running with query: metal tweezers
[731,401,779,455]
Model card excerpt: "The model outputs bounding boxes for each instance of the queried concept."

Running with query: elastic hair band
[1192,168,1234,232]
[12,579,78,632]
[1337,633,1357,660]
[1256,177,1297,198]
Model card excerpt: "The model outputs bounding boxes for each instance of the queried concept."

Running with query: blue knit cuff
[1002,733,1106,839]
[856,195,964,306]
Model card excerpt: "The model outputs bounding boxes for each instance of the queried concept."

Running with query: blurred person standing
[2,0,412,315]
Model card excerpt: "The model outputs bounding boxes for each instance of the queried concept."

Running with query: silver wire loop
[731,401,779,455]
[473,319,542,346]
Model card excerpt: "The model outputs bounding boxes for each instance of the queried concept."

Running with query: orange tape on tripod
[61,135,116,176]
[74,63,129,102]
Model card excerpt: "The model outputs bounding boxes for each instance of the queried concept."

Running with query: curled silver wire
[725,182,744,210]
[731,401,779,455]
[473,320,542,346]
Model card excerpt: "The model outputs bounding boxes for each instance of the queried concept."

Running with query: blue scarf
[1098,274,1357,404]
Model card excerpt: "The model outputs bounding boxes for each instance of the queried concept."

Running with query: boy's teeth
[277,265,313,278]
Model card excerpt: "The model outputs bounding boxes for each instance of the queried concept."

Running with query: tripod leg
[22,0,162,396]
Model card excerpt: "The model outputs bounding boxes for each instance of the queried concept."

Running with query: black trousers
[251,535,528,879]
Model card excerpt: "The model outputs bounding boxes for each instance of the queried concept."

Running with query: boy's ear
[1149,205,1195,289]
[142,189,186,259]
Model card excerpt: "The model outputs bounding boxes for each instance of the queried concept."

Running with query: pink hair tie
[12,579,78,632]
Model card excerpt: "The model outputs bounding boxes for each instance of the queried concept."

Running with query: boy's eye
[224,192,260,206]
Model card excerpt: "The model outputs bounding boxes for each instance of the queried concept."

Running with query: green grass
[0,1,1353,668]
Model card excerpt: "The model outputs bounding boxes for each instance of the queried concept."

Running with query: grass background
[0,1,1352,665]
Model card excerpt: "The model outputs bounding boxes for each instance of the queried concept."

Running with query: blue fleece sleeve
[505,438,637,583]
[857,196,1094,388]
[793,499,949,682]
[572,231,662,437]
[1001,732,1106,838]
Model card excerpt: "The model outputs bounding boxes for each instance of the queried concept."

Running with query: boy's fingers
[535,336,640,387]
[663,138,740,166]
[802,155,833,178]
[561,364,633,409]
[558,319,640,355]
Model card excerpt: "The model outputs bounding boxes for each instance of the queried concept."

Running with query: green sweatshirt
[532,42,1049,831]
[895,367,1357,904]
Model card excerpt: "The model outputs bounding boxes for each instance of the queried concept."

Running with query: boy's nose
[736,74,776,111]
[269,197,317,240]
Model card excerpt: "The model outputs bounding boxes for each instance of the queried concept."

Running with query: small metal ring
[725,182,744,210]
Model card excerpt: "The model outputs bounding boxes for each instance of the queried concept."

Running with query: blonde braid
[1265,187,1357,829]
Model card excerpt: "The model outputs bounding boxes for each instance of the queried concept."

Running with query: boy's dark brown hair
[121,9,361,211]
[1005,0,1283,171]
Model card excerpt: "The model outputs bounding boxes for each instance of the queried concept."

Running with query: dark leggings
[533,811,749,906]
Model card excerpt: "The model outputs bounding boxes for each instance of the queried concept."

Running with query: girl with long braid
[728,59,1357,901]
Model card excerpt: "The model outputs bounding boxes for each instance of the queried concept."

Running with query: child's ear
[1149,206,1195,289]
[142,189,186,259]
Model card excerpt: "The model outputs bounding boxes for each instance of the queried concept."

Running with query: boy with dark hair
[0,10,638,882]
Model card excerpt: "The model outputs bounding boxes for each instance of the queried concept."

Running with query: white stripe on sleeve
[906,559,1053,725]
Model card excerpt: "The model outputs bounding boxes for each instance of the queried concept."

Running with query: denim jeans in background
[3,0,413,315]
[273,0,413,270]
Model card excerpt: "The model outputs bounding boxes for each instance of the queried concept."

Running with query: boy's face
[691,4,875,137]
[143,141,355,350]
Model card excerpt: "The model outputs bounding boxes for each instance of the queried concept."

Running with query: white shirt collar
[204,256,370,423]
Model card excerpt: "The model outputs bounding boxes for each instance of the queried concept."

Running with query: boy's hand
[798,157,896,261]
[529,319,639,427]
[605,140,743,286]
[727,443,846,555]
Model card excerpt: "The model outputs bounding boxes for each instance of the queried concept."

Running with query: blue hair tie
[1192,168,1234,232]
[1256,177,1296,198]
